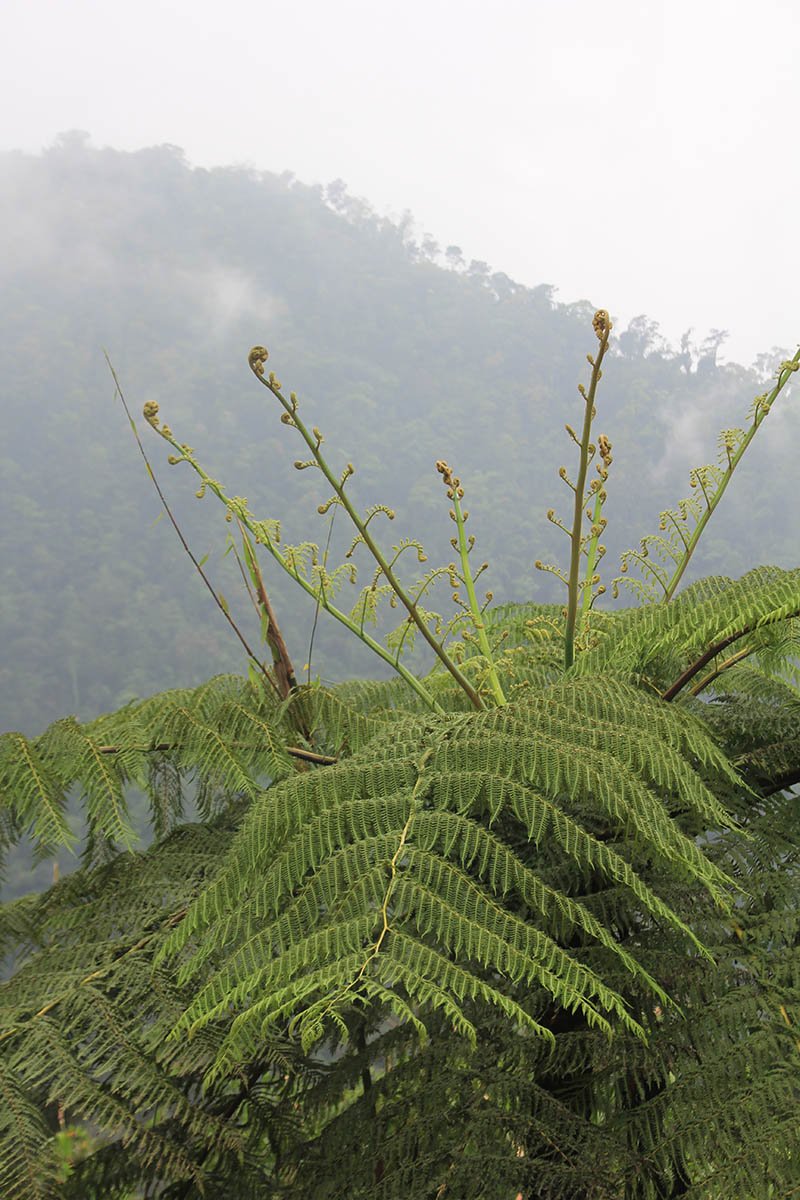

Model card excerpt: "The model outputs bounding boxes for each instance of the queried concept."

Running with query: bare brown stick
[689,646,754,696]
[236,518,299,700]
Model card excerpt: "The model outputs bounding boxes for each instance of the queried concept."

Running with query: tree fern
[2,319,799,1197]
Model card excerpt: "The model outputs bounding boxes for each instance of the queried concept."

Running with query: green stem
[157,433,445,714]
[257,373,486,710]
[450,489,506,706]
[579,488,604,634]
[663,349,800,601]
[565,333,610,669]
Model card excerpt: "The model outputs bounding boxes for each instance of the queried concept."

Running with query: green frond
[0,814,323,1200]
[159,683,741,1078]
[0,675,293,869]
[580,567,800,688]
[0,732,74,862]
[0,1063,61,1200]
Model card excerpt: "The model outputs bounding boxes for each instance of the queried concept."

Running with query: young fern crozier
[536,308,613,667]
[616,348,800,602]
[138,345,514,713]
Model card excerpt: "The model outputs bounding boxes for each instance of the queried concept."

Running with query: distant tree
[445,243,465,269]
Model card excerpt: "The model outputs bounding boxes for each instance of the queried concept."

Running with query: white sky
[3,0,798,366]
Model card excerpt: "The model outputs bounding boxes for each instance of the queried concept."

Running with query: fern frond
[580,567,800,695]
[0,675,294,870]
[160,681,739,1077]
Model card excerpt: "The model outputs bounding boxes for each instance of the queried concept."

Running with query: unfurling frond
[616,347,800,602]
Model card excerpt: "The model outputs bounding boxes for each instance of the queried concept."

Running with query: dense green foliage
[2,575,800,1197]
[2,280,799,1195]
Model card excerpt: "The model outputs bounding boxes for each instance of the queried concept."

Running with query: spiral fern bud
[142,400,160,428]
[592,309,612,339]
[436,459,454,486]
[248,346,269,375]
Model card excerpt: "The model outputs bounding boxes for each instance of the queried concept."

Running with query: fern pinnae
[428,725,731,904]
[0,732,74,861]
[424,787,703,955]
[393,846,666,1015]
[479,692,739,830]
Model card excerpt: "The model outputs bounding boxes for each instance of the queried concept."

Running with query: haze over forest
[1,133,798,752]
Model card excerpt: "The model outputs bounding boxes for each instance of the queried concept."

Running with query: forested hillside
[1,132,797,747]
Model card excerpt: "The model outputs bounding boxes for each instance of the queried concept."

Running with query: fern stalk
[664,600,800,701]
[578,472,608,634]
[565,312,612,669]
[438,460,506,706]
[689,645,754,696]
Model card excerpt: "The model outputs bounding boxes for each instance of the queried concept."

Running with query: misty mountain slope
[0,133,797,739]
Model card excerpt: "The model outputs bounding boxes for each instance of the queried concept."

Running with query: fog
[2,0,798,367]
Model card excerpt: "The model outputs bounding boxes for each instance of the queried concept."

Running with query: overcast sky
[3,0,797,367]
